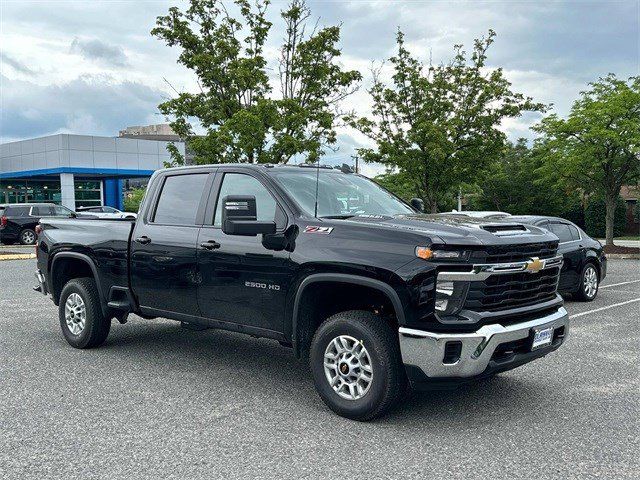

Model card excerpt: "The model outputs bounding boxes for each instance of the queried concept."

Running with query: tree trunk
[604,193,616,246]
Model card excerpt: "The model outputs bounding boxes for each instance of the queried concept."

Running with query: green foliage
[350,30,545,212]
[534,75,640,244]
[472,138,584,223]
[152,0,360,165]
[584,196,627,238]
[124,188,146,213]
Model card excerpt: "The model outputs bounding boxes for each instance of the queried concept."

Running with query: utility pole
[351,154,359,174]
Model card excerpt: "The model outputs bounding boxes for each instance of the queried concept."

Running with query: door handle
[200,240,221,250]
[134,236,151,245]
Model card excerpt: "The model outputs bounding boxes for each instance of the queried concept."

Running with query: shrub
[584,195,626,238]
[124,188,146,213]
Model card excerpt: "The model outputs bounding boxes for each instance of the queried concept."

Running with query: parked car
[76,206,137,219]
[0,203,85,245]
[509,216,606,301]
[35,164,569,420]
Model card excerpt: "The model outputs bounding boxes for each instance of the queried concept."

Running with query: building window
[75,179,102,208]
[0,179,62,204]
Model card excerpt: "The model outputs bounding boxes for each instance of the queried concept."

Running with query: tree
[534,75,640,245]
[472,138,583,220]
[350,30,545,212]
[152,0,360,165]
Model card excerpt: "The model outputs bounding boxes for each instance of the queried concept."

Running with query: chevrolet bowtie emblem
[525,257,544,273]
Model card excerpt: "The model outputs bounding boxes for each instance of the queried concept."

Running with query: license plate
[531,327,554,350]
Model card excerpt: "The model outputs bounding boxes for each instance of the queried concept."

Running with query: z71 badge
[304,226,334,234]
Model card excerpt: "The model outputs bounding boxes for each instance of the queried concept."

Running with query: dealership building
[0,133,185,210]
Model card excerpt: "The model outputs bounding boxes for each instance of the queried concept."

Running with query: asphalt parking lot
[1,259,638,479]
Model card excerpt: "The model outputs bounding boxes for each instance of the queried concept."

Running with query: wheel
[59,278,111,348]
[19,228,37,245]
[309,310,407,421]
[574,263,599,301]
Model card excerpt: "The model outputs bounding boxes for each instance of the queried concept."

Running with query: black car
[0,203,80,245]
[509,216,607,301]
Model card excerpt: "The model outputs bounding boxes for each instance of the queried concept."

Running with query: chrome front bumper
[399,307,569,378]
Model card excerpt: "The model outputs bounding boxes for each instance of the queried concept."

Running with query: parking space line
[600,280,640,289]
[571,298,640,318]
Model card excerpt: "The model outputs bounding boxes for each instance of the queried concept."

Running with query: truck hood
[343,213,557,246]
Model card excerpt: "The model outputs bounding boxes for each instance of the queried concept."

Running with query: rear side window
[153,174,208,225]
[567,225,580,241]
[549,223,573,243]
[7,206,32,217]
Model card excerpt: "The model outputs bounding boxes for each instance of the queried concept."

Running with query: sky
[1,0,638,177]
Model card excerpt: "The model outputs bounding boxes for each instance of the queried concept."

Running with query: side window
[153,174,208,225]
[536,220,549,230]
[53,206,72,216]
[32,206,54,216]
[567,224,580,241]
[549,223,573,243]
[213,173,277,226]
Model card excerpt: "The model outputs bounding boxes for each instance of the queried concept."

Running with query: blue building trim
[0,167,156,179]
[103,179,124,210]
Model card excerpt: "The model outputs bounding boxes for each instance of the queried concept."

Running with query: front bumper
[399,306,569,381]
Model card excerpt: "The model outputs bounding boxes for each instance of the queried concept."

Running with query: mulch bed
[603,245,640,254]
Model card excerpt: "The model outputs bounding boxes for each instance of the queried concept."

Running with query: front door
[547,222,582,291]
[130,171,212,317]
[197,171,292,334]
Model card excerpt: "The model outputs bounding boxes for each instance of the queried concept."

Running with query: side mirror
[410,198,424,212]
[221,195,276,236]
[70,212,78,218]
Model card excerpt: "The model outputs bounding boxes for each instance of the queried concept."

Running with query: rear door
[196,169,292,334]
[130,170,214,317]
[548,221,582,291]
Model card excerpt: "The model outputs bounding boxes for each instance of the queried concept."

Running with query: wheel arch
[291,273,405,358]
[50,252,108,317]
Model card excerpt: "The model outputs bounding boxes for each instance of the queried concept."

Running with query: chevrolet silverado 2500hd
[35,164,569,420]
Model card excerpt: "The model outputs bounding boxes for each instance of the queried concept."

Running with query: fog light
[435,279,468,316]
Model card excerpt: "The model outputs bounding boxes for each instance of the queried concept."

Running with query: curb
[606,253,640,260]
[0,254,37,261]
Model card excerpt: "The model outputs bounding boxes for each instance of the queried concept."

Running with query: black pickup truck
[35,164,569,420]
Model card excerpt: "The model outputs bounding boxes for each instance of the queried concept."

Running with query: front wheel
[574,263,599,301]
[309,310,407,421]
[59,278,111,348]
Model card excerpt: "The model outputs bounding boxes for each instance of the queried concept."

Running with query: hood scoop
[481,224,529,236]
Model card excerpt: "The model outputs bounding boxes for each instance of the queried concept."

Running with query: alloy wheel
[65,293,86,335]
[323,335,373,400]
[583,265,598,299]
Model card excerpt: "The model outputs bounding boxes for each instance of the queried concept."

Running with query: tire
[59,278,111,348]
[309,310,407,421]
[574,262,599,302]
[19,228,37,245]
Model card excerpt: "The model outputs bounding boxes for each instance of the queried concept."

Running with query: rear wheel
[19,228,37,245]
[59,278,111,348]
[309,310,407,421]
[574,263,599,301]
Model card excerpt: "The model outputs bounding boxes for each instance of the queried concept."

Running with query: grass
[615,235,640,241]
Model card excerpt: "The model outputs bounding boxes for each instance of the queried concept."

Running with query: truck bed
[38,217,135,303]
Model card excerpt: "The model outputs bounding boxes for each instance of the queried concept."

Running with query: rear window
[152,174,208,225]
[567,224,580,241]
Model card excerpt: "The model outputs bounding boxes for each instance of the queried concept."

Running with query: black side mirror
[410,198,424,212]
[221,195,276,236]
[70,212,77,218]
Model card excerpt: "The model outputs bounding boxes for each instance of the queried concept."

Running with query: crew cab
[34,164,569,420]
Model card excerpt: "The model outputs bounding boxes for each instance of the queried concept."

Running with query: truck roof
[161,163,355,175]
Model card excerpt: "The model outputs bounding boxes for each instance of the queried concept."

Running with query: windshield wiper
[319,215,356,219]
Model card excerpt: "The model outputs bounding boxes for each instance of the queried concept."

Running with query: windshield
[271,171,414,218]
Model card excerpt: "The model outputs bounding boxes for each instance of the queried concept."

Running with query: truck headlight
[435,279,468,315]
[416,246,467,261]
